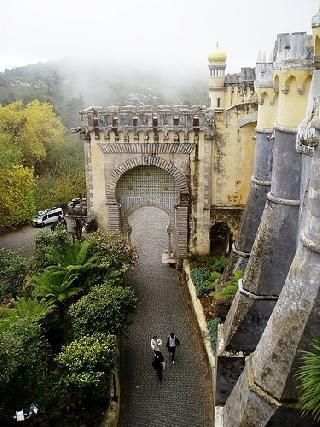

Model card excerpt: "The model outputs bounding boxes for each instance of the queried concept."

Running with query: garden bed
[199,293,216,320]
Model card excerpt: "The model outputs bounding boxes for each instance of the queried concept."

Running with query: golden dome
[208,44,227,63]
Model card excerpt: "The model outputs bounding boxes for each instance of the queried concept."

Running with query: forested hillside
[0,60,207,231]
[0,60,208,128]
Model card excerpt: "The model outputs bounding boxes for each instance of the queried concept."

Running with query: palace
[79,5,320,426]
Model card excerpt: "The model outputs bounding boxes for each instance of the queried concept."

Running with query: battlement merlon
[224,67,256,87]
[273,32,314,70]
[255,62,273,89]
[79,105,215,136]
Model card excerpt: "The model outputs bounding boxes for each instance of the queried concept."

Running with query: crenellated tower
[214,32,313,417]
[223,31,320,425]
[220,52,275,283]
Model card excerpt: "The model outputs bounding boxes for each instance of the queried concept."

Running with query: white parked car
[32,207,63,227]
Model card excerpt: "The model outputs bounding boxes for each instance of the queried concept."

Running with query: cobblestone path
[119,207,213,427]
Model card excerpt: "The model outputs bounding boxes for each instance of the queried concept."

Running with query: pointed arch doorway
[115,164,181,263]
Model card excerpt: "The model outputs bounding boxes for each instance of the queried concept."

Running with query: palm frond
[297,338,320,422]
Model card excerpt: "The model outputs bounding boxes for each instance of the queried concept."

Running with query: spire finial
[257,51,262,62]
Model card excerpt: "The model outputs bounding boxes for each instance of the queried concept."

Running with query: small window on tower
[217,98,221,108]
[173,115,179,126]
[152,114,158,128]
[133,115,138,127]
[112,116,118,128]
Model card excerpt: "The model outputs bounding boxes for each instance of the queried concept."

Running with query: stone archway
[210,222,232,257]
[106,156,190,261]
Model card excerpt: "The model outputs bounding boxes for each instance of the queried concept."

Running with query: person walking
[166,332,180,363]
[152,350,165,381]
[151,335,162,352]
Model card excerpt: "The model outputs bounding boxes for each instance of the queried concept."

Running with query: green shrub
[208,317,221,353]
[56,333,117,415]
[33,225,72,271]
[191,268,223,297]
[234,270,244,281]
[69,283,138,339]
[210,271,222,282]
[56,333,117,389]
[214,270,243,302]
[85,229,138,271]
[213,256,228,273]
[215,284,238,299]
[0,298,53,332]
[0,248,28,301]
[0,319,51,421]
[191,267,211,297]
[297,338,320,422]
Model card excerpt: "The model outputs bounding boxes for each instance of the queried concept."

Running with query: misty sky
[1,0,319,73]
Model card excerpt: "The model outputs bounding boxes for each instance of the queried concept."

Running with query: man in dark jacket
[152,350,165,381]
[166,332,180,363]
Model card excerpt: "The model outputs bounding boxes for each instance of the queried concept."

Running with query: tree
[297,338,320,422]
[85,229,138,271]
[35,134,86,210]
[56,333,117,420]
[0,100,69,230]
[69,283,137,339]
[0,165,35,231]
[0,319,51,423]
[0,248,28,301]
[33,267,83,307]
[34,230,128,291]
[0,100,65,169]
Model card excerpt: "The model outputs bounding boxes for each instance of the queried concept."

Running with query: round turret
[312,7,320,28]
[208,44,227,63]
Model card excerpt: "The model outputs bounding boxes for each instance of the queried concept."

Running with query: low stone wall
[100,372,120,427]
[183,260,215,387]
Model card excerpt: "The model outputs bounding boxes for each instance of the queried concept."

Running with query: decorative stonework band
[251,176,272,187]
[255,128,274,134]
[267,192,300,206]
[106,155,189,206]
[232,244,250,258]
[239,279,279,301]
[99,143,196,154]
[246,358,284,408]
[273,123,298,134]
[300,231,320,254]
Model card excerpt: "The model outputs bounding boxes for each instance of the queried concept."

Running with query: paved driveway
[0,225,43,257]
[119,207,213,427]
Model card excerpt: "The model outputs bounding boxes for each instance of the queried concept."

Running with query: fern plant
[297,338,320,422]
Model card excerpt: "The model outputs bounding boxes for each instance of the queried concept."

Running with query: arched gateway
[105,156,190,261]
[80,105,216,263]
[109,160,188,261]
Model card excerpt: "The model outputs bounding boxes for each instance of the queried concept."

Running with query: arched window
[210,222,232,257]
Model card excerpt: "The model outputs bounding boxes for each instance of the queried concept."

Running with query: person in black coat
[166,332,180,363]
[152,350,165,381]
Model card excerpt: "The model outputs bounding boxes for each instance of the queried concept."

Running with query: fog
[1,0,319,74]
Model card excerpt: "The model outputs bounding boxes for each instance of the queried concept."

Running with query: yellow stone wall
[224,85,256,109]
[256,88,278,130]
[89,135,108,228]
[212,104,257,209]
[274,69,312,128]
